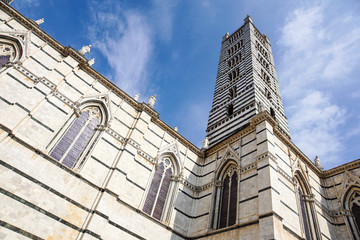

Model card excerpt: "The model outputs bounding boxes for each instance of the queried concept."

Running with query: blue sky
[12,0,360,170]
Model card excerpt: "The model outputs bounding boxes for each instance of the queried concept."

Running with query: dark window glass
[143,162,164,215]
[228,104,233,116]
[228,173,237,225]
[219,169,238,229]
[0,55,10,68]
[143,159,174,221]
[298,187,311,240]
[62,117,99,168]
[50,108,100,169]
[153,168,172,220]
[50,111,89,161]
[219,175,230,228]
[351,193,360,233]
[353,204,360,232]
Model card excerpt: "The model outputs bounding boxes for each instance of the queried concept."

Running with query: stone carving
[88,58,95,66]
[351,194,360,208]
[202,137,209,149]
[148,94,156,108]
[257,101,264,112]
[78,45,91,56]
[0,42,16,61]
[314,156,323,170]
[0,29,31,62]
[134,93,140,101]
[174,126,178,132]
[35,18,44,25]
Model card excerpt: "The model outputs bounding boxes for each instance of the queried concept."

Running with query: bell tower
[206,15,290,147]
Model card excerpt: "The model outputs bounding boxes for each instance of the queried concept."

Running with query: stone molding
[278,166,293,184]
[0,28,31,62]
[324,159,360,178]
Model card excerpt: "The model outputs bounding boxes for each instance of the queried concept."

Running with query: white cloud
[88,3,153,97]
[12,0,40,9]
[278,4,360,99]
[277,2,360,169]
[150,0,178,43]
[87,0,177,98]
[288,91,346,167]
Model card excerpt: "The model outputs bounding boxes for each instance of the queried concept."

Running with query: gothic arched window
[50,107,101,169]
[297,186,311,240]
[218,165,238,229]
[143,157,174,221]
[350,192,360,233]
[295,174,319,240]
[344,188,360,239]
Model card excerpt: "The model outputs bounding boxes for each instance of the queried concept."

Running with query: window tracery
[218,165,238,229]
[350,192,360,232]
[295,174,319,240]
[50,107,101,169]
[344,187,360,238]
[297,187,311,240]
[0,42,16,68]
[143,157,174,221]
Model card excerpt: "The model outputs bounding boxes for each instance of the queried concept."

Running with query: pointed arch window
[350,192,360,233]
[297,186,311,240]
[143,157,174,221]
[218,165,238,228]
[295,174,319,240]
[50,107,101,169]
[344,188,360,238]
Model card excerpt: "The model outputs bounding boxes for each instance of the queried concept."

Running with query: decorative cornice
[205,124,255,156]
[323,159,360,178]
[278,166,293,184]
[138,150,155,164]
[249,111,277,127]
[205,111,273,156]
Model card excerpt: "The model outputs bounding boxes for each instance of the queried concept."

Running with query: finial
[78,45,92,56]
[147,94,157,108]
[202,137,209,150]
[223,32,230,41]
[134,93,140,101]
[3,0,14,4]
[88,58,95,66]
[314,156,323,170]
[174,126,178,132]
[35,18,44,25]
[244,15,253,24]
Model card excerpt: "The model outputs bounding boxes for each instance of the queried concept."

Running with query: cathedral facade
[0,1,359,239]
